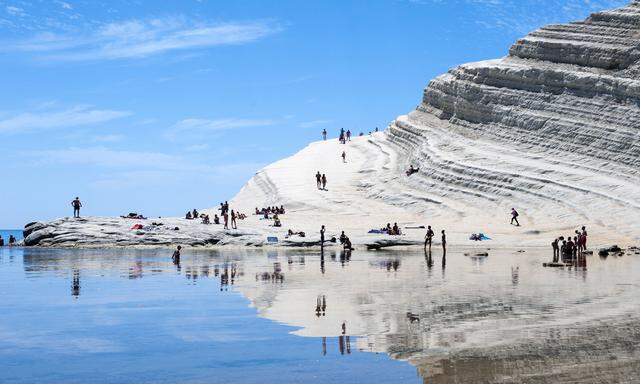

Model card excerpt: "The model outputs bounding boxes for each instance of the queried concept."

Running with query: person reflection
[338,335,345,355]
[316,296,322,317]
[511,266,519,286]
[425,250,433,270]
[322,337,327,356]
[71,269,80,298]
[442,253,446,274]
[322,295,326,316]
[320,249,325,275]
[346,336,351,354]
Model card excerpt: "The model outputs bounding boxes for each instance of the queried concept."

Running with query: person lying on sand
[405,165,419,176]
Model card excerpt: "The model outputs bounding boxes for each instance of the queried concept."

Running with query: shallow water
[1,245,639,383]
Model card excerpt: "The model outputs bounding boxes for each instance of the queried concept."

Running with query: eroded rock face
[378,1,640,243]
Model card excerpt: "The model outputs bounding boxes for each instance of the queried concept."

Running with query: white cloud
[5,6,26,17]
[0,105,131,134]
[165,117,276,140]
[6,17,281,61]
[298,119,332,128]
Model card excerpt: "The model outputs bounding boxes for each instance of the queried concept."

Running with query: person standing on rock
[231,210,237,229]
[71,197,82,218]
[322,129,327,141]
[223,211,229,230]
[424,225,434,250]
[341,151,346,163]
[510,208,520,226]
[552,238,560,262]
[316,171,322,189]
[441,229,447,254]
[320,225,326,247]
[321,174,327,190]
[346,130,351,141]
[581,226,588,249]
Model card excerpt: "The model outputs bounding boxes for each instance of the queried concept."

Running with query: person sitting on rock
[392,223,401,236]
[213,214,220,225]
[9,235,16,245]
[339,231,347,244]
[273,213,282,227]
[280,205,285,214]
[202,214,210,224]
[343,236,353,250]
[255,207,260,215]
[192,209,199,219]
[185,211,192,220]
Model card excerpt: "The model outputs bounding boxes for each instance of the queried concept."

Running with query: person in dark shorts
[510,208,520,226]
[552,238,559,262]
[424,225,434,249]
[71,197,82,218]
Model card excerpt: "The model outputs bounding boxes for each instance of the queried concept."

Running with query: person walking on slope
[316,171,322,189]
[71,197,82,218]
[321,174,327,190]
[346,130,351,141]
[341,151,346,163]
[322,129,327,141]
[424,225,434,250]
[510,208,520,226]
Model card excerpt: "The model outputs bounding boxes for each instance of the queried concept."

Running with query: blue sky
[0,0,627,228]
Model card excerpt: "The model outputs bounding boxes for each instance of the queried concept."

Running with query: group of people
[0,234,17,246]
[551,226,588,263]
[338,128,351,144]
[255,206,285,218]
[315,172,328,190]
[381,223,402,236]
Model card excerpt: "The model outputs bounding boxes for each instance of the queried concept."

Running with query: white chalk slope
[230,1,640,247]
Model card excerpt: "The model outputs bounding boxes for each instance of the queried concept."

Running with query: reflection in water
[7,247,640,382]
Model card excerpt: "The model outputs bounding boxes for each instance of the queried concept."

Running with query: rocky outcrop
[22,217,265,247]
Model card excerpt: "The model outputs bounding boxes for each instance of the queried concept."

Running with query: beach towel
[131,224,143,230]
[267,236,279,243]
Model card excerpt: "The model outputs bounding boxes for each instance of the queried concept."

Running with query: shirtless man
[71,197,82,218]
[316,172,322,189]
[231,210,237,229]
[223,211,229,230]
[321,174,327,190]
[424,225,434,249]
[552,238,559,262]
[341,151,346,163]
[581,226,588,249]
[320,225,326,247]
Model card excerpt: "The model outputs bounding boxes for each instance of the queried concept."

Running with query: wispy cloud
[5,17,281,61]
[408,0,628,36]
[165,117,276,140]
[298,119,332,129]
[0,105,131,134]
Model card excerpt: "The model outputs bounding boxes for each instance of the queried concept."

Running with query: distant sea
[0,229,22,242]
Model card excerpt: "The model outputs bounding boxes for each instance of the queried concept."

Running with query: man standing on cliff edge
[71,197,82,218]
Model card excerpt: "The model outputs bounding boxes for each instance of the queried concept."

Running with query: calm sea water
[1,245,639,383]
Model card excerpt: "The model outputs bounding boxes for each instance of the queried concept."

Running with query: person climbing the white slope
[316,171,322,189]
[341,151,346,163]
[322,129,327,141]
[321,174,327,190]
[510,208,520,226]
